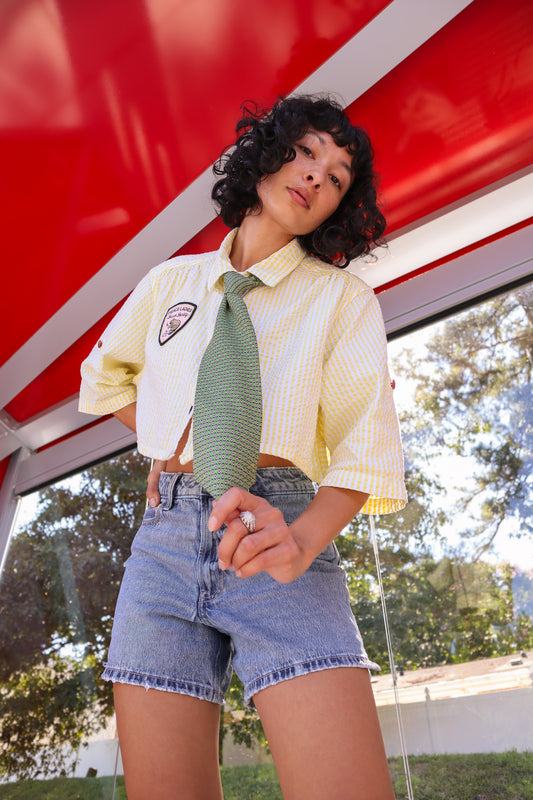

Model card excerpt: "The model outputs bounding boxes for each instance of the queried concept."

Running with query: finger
[208,487,260,531]
[146,488,161,507]
[220,501,288,571]
[146,474,161,507]
[234,536,300,582]
[146,459,166,507]
[218,515,257,569]
[226,526,284,572]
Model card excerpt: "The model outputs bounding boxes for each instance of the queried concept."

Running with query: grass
[389,752,533,800]
[0,752,531,799]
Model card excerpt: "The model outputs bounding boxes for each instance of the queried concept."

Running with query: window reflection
[358,281,533,765]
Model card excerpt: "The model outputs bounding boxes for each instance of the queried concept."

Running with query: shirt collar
[207,228,307,291]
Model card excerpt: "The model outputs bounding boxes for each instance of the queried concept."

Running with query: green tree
[0,450,148,779]
[393,284,532,558]
[339,526,515,672]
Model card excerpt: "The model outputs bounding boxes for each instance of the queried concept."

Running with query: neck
[229,214,295,271]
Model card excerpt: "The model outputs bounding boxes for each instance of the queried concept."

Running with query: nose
[305,171,321,187]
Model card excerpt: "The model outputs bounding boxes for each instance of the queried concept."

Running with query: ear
[332,255,347,267]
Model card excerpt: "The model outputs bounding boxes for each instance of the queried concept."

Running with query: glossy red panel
[4,215,229,422]
[0,458,8,487]
[349,0,533,232]
[3,0,533,430]
[0,0,389,367]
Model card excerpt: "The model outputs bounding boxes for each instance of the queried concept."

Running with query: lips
[287,186,310,209]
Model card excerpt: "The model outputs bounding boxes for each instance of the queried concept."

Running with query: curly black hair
[211,94,385,267]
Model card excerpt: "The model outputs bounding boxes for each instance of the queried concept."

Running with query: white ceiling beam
[0,398,99,462]
[13,416,137,496]
[350,167,533,288]
[379,223,533,335]
[0,0,474,410]
[297,0,474,101]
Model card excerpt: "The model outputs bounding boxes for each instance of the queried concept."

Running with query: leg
[253,668,395,800]
[114,684,223,800]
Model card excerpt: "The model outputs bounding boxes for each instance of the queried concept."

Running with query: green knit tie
[193,271,263,499]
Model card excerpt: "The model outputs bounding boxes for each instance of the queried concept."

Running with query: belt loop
[164,472,182,509]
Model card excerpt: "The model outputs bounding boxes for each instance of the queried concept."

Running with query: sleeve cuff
[78,387,137,416]
[319,468,407,516]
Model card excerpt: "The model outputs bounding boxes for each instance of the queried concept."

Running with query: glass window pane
[346,281,533,796]
[0,450,150,795]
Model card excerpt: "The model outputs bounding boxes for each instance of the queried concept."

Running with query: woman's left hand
[209,487,311,584]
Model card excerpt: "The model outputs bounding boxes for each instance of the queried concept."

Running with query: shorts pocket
[261,490,315,526]
[312,541,341,567]
[141,502,161,526]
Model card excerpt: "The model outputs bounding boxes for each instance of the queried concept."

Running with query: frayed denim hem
[102,665,224,705]
[244,654,380,707]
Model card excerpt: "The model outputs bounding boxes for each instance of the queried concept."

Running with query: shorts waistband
[158,467,314,507]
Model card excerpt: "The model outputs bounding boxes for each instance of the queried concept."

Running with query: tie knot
[224,271,261,297]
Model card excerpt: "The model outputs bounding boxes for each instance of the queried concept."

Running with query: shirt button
[97,340,103,348]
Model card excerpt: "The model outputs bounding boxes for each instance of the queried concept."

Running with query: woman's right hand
[146,459,167,507]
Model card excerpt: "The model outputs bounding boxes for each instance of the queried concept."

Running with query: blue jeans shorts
[103,467,379,706]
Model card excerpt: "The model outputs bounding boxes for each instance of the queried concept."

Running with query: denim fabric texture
[103,467,379,706]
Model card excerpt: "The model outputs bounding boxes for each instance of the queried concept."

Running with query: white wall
[73,738,123,779]
[379,687,533,757]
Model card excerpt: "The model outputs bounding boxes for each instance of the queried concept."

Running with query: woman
[79,94,406,800]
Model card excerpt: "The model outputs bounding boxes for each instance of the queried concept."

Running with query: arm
[79,272,153,417]
[113,403,167,507]
[318,286,406,513]
[212,484,369,584]
[113,402,137,432]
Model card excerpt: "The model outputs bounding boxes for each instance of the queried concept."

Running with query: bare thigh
[253,668,395,800]
[114,684,223,800]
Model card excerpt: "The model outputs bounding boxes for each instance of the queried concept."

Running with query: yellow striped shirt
[79,229,406,514]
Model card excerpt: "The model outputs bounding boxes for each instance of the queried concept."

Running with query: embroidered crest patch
[159,302,197,345]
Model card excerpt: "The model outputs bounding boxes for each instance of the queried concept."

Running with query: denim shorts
[103,467,379,706]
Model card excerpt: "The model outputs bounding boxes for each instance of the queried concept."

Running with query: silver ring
[239,511,256,533]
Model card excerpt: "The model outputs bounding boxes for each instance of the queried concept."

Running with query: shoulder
[300,253,375,304]
[147,249,217,284]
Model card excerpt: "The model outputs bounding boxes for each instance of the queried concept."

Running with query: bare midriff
[164,419,295,473]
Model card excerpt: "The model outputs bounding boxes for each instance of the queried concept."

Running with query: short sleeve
[318,285,407,514]
[78,272,153,416]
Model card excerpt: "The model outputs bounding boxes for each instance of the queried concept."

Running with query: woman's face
[255,129,353,238]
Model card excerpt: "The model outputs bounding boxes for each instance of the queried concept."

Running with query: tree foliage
[346,283,533,671]
[0,451,148,779]
[393,284,533,557]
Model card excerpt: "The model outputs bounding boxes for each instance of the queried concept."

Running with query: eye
[329,174,341,189]
[299,145,313,157]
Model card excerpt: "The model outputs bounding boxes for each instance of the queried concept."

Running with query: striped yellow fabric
[79,229,407,514]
